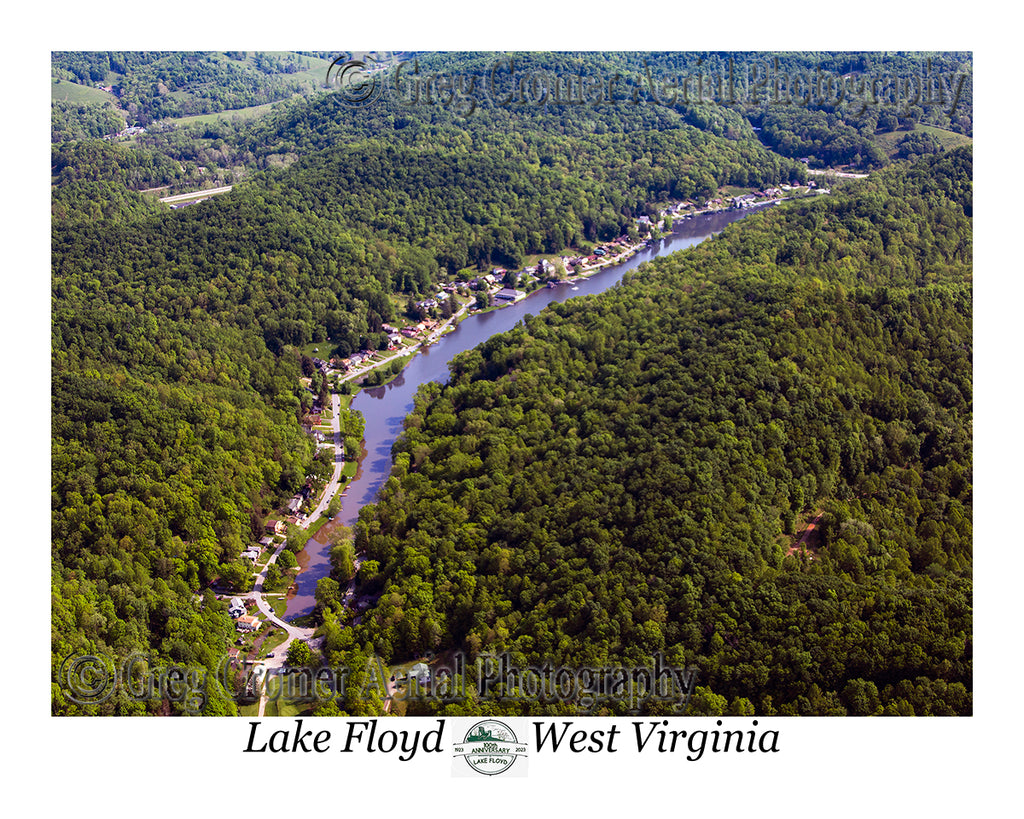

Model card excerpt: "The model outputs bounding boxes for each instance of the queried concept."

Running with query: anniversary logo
[452,720,529,777]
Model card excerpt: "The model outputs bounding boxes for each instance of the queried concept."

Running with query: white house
[237,615,260,632]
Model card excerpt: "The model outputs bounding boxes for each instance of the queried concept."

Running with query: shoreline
[283,193,814,618]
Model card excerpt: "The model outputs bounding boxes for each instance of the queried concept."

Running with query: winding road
[239,388,347,713]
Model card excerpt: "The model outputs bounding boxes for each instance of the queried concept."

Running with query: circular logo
[60,654,115,705]
[457,719,526,776]
[325,56,385,108]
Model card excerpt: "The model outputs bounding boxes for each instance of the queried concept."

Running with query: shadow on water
[284,205,774,617]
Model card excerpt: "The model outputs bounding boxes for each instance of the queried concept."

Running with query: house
[229,597,246,618]
[495,288,525,302]
[242,548,261,563]
[409,662,431,687]
[287,497,302,514]
[259,536,274,548]
[266,519,285,536]
[236,615,261,632]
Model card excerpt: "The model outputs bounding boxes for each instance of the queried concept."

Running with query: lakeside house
[495,288,526,303]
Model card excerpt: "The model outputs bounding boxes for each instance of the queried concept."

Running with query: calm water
[285,204,774,616]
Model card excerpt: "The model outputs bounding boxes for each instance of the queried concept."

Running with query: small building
[242,548,260,563]
[287,497,302,514]
[495,288,525,302]
[266,519,285,536]
[228,597,245,618]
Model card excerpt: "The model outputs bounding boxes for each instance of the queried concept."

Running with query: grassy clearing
[160,98,292,129]
[51,80,117,106]
[916,124,973,149]
[873,123,973,157]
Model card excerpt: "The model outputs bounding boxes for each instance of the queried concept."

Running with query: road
[242,546,316,716]
[806,169,869,179]
[300,390,345,529]
[158,185,234,203]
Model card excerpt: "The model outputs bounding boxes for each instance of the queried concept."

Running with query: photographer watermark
[325,52,970,119]
[359,651,699,713]
[325,53,390,107]
[58,652,208,712]
[57,650,699,714]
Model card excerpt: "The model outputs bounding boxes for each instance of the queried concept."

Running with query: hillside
[341,149,973,716]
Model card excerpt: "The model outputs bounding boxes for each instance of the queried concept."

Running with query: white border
[20,4,1017,814]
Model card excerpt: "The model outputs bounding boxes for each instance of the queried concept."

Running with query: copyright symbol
[60,654,115,705]
[326,56,383,107]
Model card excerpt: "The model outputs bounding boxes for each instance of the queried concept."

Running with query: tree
[315,577,341,613]
[286,524,310,553]
[287,639,314,667]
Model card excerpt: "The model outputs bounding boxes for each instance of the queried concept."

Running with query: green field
[874,123,973,157]
[158,97,300,128]
[51,79,119,106]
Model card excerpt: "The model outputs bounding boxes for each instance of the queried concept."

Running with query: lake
[285,203,776,616]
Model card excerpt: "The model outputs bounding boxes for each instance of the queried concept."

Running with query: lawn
[263,698,307,717]
[259,627,290,658]
[306,516,329,538]
[266,595,289,620]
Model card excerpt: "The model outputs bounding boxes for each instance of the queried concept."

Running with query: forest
[326,149,973,716]
[51,52,971,717]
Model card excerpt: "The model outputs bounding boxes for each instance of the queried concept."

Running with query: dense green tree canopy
[343,149,972,716]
